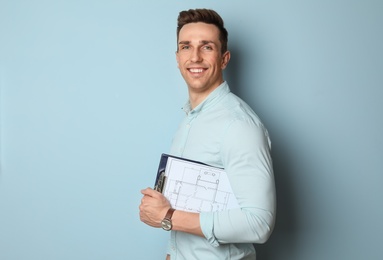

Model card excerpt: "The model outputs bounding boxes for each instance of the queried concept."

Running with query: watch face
[161,219,172,231]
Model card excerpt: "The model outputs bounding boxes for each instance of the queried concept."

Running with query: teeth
[189,68,203,73]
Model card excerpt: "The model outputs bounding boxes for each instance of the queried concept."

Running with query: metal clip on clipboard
[154,171,166,193]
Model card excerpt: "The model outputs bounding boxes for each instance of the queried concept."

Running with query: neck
[188,88,215,109]
[188,93,205,110]
[187,81,224,109]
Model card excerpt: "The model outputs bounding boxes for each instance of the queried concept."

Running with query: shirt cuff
[200,212,220,247]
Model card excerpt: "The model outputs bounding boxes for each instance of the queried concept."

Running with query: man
[139,8,276,259]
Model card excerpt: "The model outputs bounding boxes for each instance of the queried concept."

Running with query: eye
[180,45,190,50]
[203,45,213,50]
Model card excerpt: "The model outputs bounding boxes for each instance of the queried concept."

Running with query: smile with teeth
[188,68,205,73]
[190,69,202,73]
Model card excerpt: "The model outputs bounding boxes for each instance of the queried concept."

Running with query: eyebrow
[178,40,216,46]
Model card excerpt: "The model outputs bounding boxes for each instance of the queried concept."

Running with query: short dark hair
[177,9,228,54]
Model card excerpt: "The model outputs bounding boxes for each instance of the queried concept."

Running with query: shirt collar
[182,81,230,115]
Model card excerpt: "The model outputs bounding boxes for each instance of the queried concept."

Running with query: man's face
[176,22,230,97]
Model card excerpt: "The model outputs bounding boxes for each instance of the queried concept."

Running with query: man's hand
[139,187,171,228]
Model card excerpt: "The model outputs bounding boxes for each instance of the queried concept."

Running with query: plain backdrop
[1,0,382,259]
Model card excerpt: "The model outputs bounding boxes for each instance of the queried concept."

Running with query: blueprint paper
[162,156,240,213]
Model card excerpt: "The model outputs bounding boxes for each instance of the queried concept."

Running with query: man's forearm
[171,210,204,237]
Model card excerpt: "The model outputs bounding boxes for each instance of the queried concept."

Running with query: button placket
[179,114,195,156]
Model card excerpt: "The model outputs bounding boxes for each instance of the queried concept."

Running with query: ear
[221,51,231,70]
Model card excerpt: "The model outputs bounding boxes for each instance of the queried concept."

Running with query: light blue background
[1,1,382,259]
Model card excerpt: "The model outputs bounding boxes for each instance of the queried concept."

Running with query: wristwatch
[161,208,175,231]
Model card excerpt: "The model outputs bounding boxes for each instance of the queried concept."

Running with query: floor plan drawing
[163,157,239,213]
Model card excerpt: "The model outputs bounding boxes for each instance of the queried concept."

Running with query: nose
[190,49,202,63]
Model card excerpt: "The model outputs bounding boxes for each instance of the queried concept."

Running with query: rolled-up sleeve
[200,118,276,245]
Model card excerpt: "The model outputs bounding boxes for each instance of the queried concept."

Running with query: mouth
[187,67,207,76]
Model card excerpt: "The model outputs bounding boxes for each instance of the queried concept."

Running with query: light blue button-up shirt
[168,82,276,259]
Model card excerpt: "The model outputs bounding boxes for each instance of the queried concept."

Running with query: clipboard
[154,153,239,213]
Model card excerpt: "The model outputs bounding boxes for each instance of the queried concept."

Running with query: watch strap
[164,208,175,220]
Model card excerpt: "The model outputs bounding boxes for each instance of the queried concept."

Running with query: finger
[141,187,159,197]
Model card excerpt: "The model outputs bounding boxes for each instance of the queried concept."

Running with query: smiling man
[176,21,230,108]
[139,9,276,260]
